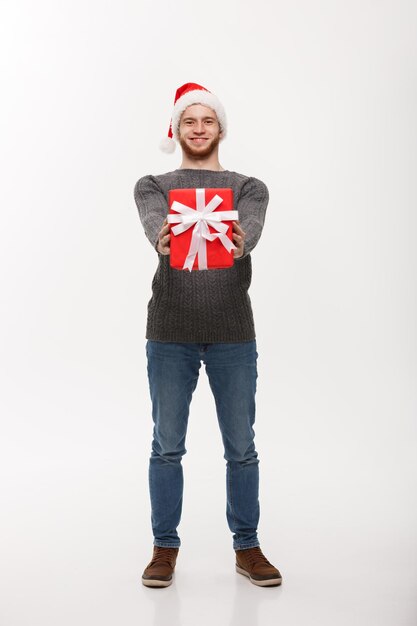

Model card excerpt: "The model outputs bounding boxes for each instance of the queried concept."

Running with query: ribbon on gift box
[167,188,239,271]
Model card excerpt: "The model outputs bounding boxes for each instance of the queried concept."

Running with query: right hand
[156,218,170,255]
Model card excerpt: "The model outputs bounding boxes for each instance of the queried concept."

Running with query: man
[134,82,282,588]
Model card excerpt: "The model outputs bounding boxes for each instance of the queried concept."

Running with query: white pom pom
[159,137,176,153]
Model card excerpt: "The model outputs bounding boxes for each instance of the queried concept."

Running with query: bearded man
[134,82,282,588]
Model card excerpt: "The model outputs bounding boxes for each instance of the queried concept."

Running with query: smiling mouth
[190,138,208,142]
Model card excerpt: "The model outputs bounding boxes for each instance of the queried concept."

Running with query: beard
[179,133,221,159]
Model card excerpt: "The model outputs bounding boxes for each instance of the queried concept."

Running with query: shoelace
[149,547,178,567]
[244,547,272,567]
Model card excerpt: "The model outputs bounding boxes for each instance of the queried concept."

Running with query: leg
[203,340,260,550]
[146,340,201,548]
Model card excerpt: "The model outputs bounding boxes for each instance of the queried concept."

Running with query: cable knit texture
[133,169,269,343]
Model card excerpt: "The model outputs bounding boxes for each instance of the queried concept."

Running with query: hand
[232,221,245,259]
[157,218,170,255]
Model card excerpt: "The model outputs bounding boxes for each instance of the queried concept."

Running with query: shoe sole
[142,576,173,588]
[236,565,282,587]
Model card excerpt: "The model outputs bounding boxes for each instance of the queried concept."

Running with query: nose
[194,121,205,134]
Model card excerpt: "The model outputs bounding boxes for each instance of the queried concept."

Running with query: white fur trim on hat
[159,136,176,153]
[171,89,227,141]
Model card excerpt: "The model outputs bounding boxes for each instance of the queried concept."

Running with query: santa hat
[159,82,227,153]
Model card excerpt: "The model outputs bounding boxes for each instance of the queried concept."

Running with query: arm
[133,175,168,253]
[234,177,269,260]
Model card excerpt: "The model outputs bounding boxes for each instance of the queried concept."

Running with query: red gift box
[167,188,238,271]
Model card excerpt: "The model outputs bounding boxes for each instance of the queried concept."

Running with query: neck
[179,150,225,171]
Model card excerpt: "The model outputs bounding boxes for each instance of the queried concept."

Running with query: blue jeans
[145,339,260,551]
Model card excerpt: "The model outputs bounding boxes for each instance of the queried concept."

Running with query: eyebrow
[182,116,216,121]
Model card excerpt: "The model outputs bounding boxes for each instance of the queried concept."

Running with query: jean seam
[234,542,260,550]
[228,463,239,539]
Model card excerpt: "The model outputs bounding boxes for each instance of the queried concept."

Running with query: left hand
[232,221,245,259]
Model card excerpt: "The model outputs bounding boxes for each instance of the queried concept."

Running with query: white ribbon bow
[167,188,239,271]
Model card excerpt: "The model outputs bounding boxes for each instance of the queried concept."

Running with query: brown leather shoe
[142,546,179,587]
[235,546,282,587]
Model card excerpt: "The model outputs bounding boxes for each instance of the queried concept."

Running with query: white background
[1,1,416,625]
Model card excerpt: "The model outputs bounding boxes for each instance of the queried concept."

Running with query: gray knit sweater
[133,169,269,343]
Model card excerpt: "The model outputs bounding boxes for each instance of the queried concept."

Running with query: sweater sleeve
[235,176,269,259]
[133,175,168,251]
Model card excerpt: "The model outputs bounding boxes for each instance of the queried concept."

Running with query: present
[167,188,239,271]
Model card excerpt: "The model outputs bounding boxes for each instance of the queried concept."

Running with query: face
[178,104,223,158]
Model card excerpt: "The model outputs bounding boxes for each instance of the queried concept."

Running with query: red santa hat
[159,82,227,153]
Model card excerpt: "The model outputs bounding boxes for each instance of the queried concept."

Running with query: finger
[233,221,245,236]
